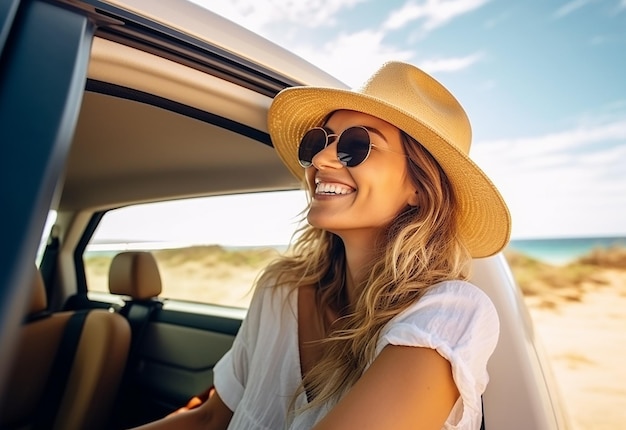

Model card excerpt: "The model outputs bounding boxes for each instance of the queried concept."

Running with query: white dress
[213,279,499,429]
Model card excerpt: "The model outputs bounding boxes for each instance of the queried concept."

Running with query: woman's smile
[314,178,355,196]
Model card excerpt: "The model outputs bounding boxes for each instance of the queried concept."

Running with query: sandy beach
[526,269,626,430]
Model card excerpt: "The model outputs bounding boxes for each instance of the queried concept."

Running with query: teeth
[315,182,353,195]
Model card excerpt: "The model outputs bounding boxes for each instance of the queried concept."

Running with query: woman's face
[305,110,418,243]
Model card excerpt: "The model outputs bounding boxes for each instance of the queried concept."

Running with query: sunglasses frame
[298,126,403,168]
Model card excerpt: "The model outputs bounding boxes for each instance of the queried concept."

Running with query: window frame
[79,191,306,308]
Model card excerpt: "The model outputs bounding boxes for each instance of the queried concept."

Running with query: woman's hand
[130,389,233,430]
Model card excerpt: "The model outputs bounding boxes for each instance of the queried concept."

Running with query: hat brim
[268,86,511,258]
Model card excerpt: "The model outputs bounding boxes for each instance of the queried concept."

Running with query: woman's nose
[310,140,344,170]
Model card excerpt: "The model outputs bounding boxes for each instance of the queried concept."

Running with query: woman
[134,61,511,429]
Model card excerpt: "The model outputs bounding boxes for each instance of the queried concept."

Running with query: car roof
[103,0,344,88]
[59,0,346,212]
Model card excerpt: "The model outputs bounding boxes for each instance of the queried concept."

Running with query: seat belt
[32,309,90,430]
[111,301,162,428]
[39,230,60,305]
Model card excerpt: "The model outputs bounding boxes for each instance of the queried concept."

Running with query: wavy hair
[257,130,471,412]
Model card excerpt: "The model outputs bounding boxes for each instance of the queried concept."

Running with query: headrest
[29,266,48,315]
[108,252,162,300]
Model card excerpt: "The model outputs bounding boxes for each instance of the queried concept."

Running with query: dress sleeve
[376,280,499,429]
[213,283,268,412]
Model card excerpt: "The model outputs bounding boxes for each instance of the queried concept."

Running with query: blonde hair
[257,130,471,412]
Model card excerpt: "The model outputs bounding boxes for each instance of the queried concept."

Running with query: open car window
[84,190,307,308]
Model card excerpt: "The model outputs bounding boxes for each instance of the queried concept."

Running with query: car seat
[0,265,131,430]
[107,251,164,428]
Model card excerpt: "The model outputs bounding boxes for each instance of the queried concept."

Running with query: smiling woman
[132,60,512,430]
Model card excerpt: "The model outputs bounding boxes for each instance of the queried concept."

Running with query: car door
[0,0,93,394]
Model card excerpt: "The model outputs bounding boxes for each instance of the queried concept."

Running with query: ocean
[507,236,626,265]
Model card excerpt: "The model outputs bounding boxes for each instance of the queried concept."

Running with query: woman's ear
[408,190,419,207]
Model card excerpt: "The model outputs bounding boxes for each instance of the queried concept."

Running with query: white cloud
[281,33,483,87]
[580,143,626,165]
[192,0,483,87]
[589,35,608,45]
[483,10,511,29]
[476,119,626,163]
[192,0,365,30]
[191,0,418,87]
[383,0,490,33]
[417,52,484,73]
[472,119,626,238]
[553,0,594,18]
[288,29,415,86]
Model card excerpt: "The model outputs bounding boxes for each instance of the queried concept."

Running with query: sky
[181,0,626,240]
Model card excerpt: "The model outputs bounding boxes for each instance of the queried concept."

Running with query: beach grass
[574,245,626,269]
[84,244,626,308]
[504,245,625,307]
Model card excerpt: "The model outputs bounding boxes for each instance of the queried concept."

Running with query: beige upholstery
[109,252,162,300]
[0,267,131,430]
[106,252,162,428]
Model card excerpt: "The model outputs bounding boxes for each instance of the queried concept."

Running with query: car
[0,0,571,429]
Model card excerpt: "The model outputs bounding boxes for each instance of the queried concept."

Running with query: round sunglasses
[297,126,406,168]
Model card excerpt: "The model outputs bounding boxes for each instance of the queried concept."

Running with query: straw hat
[268,61,510,258]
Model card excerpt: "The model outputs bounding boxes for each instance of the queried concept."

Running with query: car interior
[0,1,570,429]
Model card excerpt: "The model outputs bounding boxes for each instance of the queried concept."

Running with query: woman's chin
[307,211,342,233]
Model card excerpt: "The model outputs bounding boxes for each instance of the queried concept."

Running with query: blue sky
[188,0,626,240]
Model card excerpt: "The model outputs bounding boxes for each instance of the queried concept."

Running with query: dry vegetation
[504,245,626,308]
[84,245,283,307]
[85,244,626,309]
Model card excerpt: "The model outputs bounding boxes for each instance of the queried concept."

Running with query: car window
[36,210,58,266]
[84,191,307,308]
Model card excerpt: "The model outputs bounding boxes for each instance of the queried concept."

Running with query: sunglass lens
[337,127,371,167]
[298,128,327,167]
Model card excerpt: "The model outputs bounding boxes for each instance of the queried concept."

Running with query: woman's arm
[130,390,233,430]
[313,345,459,430]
